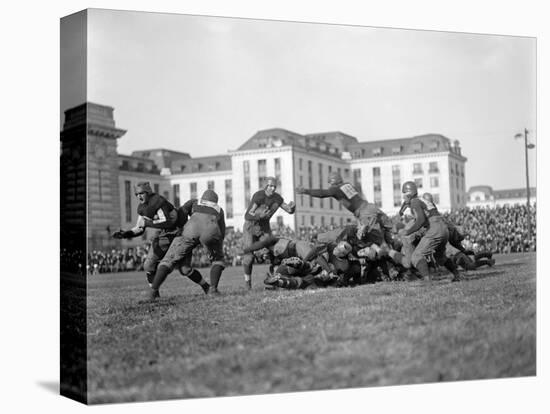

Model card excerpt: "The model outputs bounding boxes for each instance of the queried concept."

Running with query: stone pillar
[61,102,127,252]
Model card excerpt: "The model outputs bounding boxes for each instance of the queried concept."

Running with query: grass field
[86,252,536,404]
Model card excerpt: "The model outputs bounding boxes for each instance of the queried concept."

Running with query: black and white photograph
[58,6,540,405]
[4,1,548,413]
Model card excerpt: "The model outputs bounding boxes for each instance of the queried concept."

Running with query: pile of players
[112,173,494,301]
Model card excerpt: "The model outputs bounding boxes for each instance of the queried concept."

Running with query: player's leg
[241,221,259,290]
[432,222,461,282]
[143,234,174,286]
[201,230,226,294]
[178,254,210,294]
[146,225,199,300]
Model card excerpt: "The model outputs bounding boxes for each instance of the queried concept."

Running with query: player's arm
[242,235,279,253]
[218,208,226,238]
[398,200,410,216]
[112,216,146,239]
[279,201,296,214]
[244,202,262,221]
[244,191,265,221]
[296,187,337,198]
[404,200,428,235]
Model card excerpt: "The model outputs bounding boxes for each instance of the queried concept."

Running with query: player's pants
[143,232,178,273]
[159,214,224,273]
[355,202,393,245]
[242,220,273,271]
[411,217,450,268]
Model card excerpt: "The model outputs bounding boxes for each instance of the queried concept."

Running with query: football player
[398,182,461,282]
[296,172,393,244]
[144,189,225,300]
[112,182,182,286]
[242,177,296,290]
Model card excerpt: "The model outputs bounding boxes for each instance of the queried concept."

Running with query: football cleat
[201,282,210,295]
[143,288,160,302]
[210,287,221,296]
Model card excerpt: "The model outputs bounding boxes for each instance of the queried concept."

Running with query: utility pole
[515,129,535,249]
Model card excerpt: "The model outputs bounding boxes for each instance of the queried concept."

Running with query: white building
[120,128,467,232]
[467,185,537,208]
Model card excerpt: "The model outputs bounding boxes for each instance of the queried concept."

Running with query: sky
[62,8,536,191]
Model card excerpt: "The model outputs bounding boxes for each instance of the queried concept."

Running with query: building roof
[493,187,537,199]
[131,148,191,170]
[171,154,232,174]
[118,154,161,174]
[236,128,357,158]
[467,185,537,199]
[348,134,465,160]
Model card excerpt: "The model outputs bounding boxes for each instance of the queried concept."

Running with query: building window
[190,182,197,200]
[258,159,267,188]
[225,179,233,219]
[340,217,344,226]
[456,177,459,188]
[353,169,362,195]
[392,165,401,207]
[124,180,132,223]
[301,215,305,225]
[372,147,383,157]
[154,183,159,194]
[430,176,439,188]
[277,216,284,227]
[392,146,403,155]
[414,178,423,189]
[310,216,315,226]
[244,160,251,206]
[207,180,215,190]
[299,158,303,171]
[163,191,169,200]
[433,194,440,204]
[429,162,439,173]
[373,167,382,207]
[412,142,423,153]
[173,184,180,207]
[321,216,325,227]
[331,217,335,225]
[274,158,282,190]
[413,163,423,174]
[429,141,440,151]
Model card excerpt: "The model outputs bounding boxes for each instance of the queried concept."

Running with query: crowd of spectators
[443,204,536,254]
[87,246,149,275]
[62,203,536,275]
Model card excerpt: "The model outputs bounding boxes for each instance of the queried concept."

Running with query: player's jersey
[421,198,441,218]
[137,193,174,220]
[305,182,364,213]
[136,193,178,232]
[244,190,284,223]
[176,198,198,228]
[184,200,226,239]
